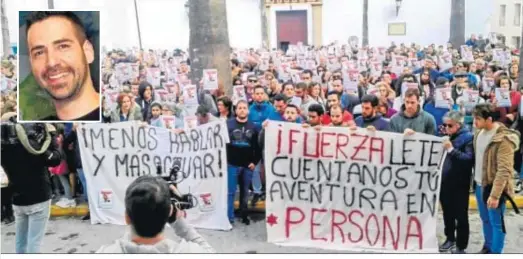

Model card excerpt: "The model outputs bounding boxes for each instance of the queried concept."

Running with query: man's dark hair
[125,176,171,238]
[195,105,210,116]
[253,85,266,94]
[308,103,324,116]
[327,91,342,101]
[301,69,313,78]
[26,11,87,41]
[273,93,288,103]
[282,81,294,90]
[472,103,497,120]
[404,88,420,100]
[295,82,308,91]
[236,99,249,109]
[361,94,379,107]
[286,103,299,112]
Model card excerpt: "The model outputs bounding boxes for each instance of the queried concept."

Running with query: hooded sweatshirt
[389,105,437,135]
[96,219,215,253]
[248,101,276,131]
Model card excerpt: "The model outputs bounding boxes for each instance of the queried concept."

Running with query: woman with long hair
[216,96,234,120]
[109,93,143,122]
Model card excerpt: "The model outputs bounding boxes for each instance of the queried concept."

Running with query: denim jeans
[520,160,523,180]
[475,183,506,253]
[227,165,253,222]
[13,200,51,253]
[252,161,263,195]
[57,174,72,199]
[77,168,88,202]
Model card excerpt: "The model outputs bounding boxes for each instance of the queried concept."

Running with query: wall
[6,0,492,50]
[490,0,522,47]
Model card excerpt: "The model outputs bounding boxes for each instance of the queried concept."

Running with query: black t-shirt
[40,107,100,121]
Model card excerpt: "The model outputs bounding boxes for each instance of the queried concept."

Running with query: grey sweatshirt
[389,105,437,135]
[96,219,215,253]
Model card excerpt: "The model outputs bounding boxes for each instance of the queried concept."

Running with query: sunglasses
[248,80,258,83]
[442,123,454,128]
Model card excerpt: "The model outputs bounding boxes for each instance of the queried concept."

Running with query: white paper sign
[435,88,453,109]
[203,69,219,90]
[78,121,232,230]
[183,85,199,106]
[232,85,247,105]
[495,88,511,107]
[264,121,445,253]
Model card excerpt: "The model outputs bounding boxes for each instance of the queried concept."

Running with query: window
[500,4,506,26]
[512,36,521,48]
[515,4,521,26]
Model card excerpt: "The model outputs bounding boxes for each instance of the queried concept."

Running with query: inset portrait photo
[18,10,101,122]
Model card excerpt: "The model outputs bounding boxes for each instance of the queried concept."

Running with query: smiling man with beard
[26,11,100,121]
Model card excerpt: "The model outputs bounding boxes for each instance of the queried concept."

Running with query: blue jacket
[465,39,477,48]
[248,101,276,131]
[441,128,474,189]
[355,114,390,131]
[413,68,440,83]
[341,94,360,114]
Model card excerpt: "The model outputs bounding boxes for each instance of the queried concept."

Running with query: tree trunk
[47,0,54,9]
[1,0,10,58]
[518,25,523,91]
[188,0,232,96]
[449,0,465,47]
[362,0,368,47]
[260,0,269,50]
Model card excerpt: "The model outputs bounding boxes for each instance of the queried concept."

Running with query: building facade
[490,0,523,48]
[6,0,492,50]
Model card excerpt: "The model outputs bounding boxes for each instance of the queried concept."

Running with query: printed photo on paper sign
[18,10,102,122]
[1,76,17,93]
[159,115,176,129]
[146,67,161,87]
[203,69,218,90]
[495,88,511,107]
[183,85,198,106]
[462,89,479,109]
[232,85,247,105]
[184,115,198,130]
[435,88,452,108]
[342,69,359,92]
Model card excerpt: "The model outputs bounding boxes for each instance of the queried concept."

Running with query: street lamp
[395,0,402,16]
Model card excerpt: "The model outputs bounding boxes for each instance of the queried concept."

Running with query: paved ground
[1,211,523,254]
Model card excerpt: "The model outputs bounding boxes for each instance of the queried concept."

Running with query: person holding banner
[96,176,215,253]
[389,88,437,135]
[226,100,261,225]
[439,111,474,254]
[354,94,390,131]
[472,103,520,254]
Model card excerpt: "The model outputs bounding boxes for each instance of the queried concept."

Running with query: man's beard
[42,66,85,101]
[237,115,247,121]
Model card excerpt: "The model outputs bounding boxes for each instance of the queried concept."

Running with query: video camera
[1,115,49,147]
[156,159,198,212]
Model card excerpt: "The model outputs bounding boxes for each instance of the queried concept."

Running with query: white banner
[264,122,445,253]
[78,121,232,231]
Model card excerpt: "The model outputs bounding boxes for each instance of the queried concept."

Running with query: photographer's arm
[170,219,215,253]
[40,134,65,167]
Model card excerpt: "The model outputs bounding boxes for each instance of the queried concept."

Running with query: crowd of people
[2,31,523,253]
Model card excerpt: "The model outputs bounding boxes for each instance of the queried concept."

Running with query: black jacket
[1,126,64,206]
[441,128,474,190]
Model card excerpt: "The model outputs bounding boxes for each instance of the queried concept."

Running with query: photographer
[0,113,64,253]
[96,176,215,253]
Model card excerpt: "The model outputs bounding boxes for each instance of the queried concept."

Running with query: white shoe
[56,198,76,208]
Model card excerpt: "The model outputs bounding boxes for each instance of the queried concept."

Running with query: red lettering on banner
[310,208,328,241]
[303,132,320,158]
[335,133,349,159]
[404,216,423,250]
[282,207,423,251]
[350,134,368,162]
[369,137,385,165]
[347,210,364,243]
[276,126,282,155]
[285,207,305,238]
[288,129,300,155]
[330,209,347,242]
[320,132,335,158]
[383,216,400,250]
